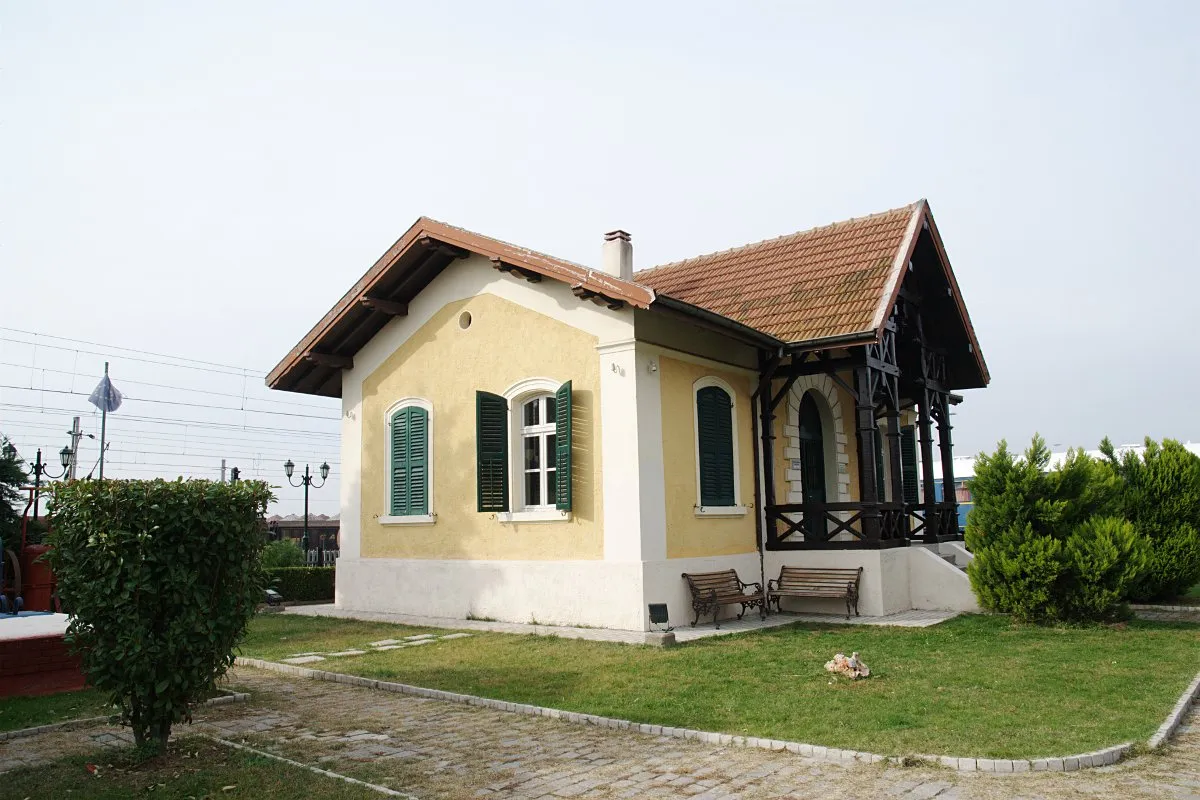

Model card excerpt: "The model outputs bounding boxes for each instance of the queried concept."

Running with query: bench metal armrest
[741,581,764,595]
[766,578,780,592]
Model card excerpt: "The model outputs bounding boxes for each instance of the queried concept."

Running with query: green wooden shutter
[390,408,410,515]
[696,386,736,507]
[554,381,572,511]
[476,391,509,512]
[390,406,429,516]
[900,425,919,505]
[407,407,429,515]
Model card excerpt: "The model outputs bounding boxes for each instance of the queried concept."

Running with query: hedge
[265,566,335,601]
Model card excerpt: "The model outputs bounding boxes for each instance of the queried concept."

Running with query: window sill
[694,506,748,518]
[496,509,571,523]
[379,514,437,526]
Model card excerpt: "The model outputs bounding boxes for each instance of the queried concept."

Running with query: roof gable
[266,217,654,395]
[634,203,921,345]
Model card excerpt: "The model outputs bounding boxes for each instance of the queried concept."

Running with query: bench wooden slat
[680,569,767,629]
[767,565,863,618]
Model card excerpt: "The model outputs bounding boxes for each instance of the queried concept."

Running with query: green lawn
[1,738,377,799]
[0,687,112,733]
[240,613,1200,759]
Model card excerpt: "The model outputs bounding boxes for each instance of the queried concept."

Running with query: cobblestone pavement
[3,667,1198,800]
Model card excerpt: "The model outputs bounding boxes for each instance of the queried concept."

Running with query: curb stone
[233,657,1198,773]
[0,690,249,742]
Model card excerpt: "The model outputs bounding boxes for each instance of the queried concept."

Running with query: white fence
[305,549,340,567]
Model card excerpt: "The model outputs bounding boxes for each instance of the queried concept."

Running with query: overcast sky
[3,1,1198,513]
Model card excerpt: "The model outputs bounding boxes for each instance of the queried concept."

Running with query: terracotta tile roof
[636,202,923,344]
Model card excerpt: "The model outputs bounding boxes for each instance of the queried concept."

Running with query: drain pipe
[750,348,783,597]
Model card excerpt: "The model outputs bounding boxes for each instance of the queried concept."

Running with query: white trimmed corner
[694,506,748,518]
[496,509,571,524]
[378,514,437,526]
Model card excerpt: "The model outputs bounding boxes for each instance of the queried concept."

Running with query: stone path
[281,633,474,665]
[1134,608,1200,624]
[3,666,1199,799]
[285,604,959,645]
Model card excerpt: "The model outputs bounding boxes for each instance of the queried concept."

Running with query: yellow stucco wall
[659,355,758,559]
[359,293,602,561]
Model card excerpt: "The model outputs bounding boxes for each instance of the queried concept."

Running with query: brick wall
[0,634,87,697]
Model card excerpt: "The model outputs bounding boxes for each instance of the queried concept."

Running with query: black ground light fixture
[648,603,673,632]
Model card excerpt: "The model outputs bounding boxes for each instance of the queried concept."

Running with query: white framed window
[519,394,558,511]
[693,376,746,517]
[495,377,571,523]
[380,397,435,525]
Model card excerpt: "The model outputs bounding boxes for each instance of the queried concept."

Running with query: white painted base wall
[908,547,981,612]
[337,546,981,632]
[335,557,646,631]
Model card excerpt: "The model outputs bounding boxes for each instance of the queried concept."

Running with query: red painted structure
[0,630,85,697]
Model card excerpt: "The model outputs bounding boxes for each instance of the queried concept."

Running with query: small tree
[261,538,305,568]
[1102,437,1200,600]
[0,437,29,544]
[47,478,272,749]
[966,436,1127,622]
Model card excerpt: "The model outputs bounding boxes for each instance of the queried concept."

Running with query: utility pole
[98,362,109,481]
[221,459,227,483]
[66,417,81,480]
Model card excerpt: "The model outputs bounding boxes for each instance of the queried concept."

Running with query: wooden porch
[754,222,984,550]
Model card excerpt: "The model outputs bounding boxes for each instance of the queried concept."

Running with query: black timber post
[935,393,959,538]
[758,353,779,548]
[917,389,939,543]
[853,365,881,542]
[885,405,904,513]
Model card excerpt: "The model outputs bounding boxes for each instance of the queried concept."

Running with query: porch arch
[785,376,850,504]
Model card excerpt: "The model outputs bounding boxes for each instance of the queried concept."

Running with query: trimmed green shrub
[264,566,334,601]
[261,539,305,569]
[47,478,272,749]
[1101,438,1200,600]
[1064,516,1147,620]
[968,523,1067,623]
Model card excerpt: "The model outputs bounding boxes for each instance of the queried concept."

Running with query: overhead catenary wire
[0,403,339,437]
[0,383,338,422]
[0,330,264,377]
[0,360,337,412]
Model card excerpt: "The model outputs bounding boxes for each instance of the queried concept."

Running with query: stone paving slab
[5,666,1198,800]
[285,604,960,645]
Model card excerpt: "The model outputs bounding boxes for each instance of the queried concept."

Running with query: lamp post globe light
[283,460,330,560]
[30,446,72,521]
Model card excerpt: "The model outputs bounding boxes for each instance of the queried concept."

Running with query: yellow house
[268,201,990,631]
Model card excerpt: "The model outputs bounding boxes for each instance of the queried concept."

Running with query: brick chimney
[601,230,633,281]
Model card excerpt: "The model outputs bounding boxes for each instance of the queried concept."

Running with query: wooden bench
[680,569,767,629]
[767,566,862,618]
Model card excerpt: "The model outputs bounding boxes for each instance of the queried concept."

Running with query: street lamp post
[284,460,329,563]
[30,447,72,521]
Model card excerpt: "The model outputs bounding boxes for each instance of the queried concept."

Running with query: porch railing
[765,502,908,549]
[764,501,960,549]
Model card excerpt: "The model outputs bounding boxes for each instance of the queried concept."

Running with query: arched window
[694,378,739,510]
[386,399,433,521]
[519,394,558,510]
[797,392,826,536]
